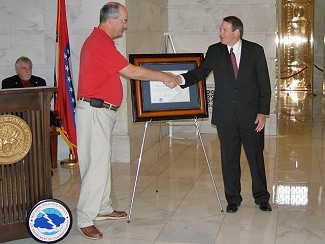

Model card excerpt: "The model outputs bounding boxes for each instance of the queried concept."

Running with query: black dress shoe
[255,202,272,211]
[226,203,240,213]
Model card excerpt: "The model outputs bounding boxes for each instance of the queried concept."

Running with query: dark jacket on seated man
[1,56,47,89]
[2,75,46,89]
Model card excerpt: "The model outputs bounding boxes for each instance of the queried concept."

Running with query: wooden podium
[0,87,56,242]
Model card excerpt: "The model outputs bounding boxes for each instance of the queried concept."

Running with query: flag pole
[60,150,78,168]
[55,0,78,168]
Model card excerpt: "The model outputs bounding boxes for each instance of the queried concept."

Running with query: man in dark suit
[2,56,46,88]
[177,16,272,213]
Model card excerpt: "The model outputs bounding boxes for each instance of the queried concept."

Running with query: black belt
[78,97,119,111]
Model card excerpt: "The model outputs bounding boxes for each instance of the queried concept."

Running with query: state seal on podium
[0,114,32,164]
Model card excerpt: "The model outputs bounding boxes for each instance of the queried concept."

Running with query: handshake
[162,72,182,89]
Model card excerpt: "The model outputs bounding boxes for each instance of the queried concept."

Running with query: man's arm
[176,46,215,88]
[256,45,271,115]
[119,64,179,88]
[1,76,15,89]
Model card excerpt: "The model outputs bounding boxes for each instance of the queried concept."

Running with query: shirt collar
[94,27,114,44]
[227,39,242,53]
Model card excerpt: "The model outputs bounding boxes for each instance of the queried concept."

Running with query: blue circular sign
[27,199,72,243]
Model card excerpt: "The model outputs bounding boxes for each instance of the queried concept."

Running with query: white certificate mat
[150,70,190,104]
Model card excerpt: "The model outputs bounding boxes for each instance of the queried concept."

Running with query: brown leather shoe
[78,225,103,240]
[95,210,127,221]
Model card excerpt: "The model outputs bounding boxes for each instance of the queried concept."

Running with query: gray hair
[15,56,32,69]
[100,2,122,23]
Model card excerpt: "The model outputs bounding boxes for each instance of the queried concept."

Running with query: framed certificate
[129,53,208,122]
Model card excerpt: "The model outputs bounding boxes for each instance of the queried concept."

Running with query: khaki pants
[76,100,117,228]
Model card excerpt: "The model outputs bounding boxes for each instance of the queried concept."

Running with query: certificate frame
[129,53,208,122]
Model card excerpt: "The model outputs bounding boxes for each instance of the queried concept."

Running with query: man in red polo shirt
[76,2,178,240]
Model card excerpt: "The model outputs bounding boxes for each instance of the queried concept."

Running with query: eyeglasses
[114,18,127,25]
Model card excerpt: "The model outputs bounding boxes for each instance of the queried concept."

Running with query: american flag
[54,0,78,161]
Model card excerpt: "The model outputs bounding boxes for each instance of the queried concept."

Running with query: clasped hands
[163,72,182,89]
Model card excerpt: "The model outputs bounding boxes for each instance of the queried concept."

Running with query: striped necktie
[230,47,238,79]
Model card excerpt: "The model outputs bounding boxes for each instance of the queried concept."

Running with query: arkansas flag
[54,0,78,161]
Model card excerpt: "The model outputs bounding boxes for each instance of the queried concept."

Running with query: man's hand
[163,72,180,88]
[175,75,183,85]
[255,113,267,132]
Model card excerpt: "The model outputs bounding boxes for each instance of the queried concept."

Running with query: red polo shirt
[77,27,129,106]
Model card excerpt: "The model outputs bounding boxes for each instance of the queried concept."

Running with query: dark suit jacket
[1,75,46,89]
[182,39,271,130]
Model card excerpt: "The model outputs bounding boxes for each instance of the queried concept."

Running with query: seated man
[2,56,46,88]
[2,56,58,174]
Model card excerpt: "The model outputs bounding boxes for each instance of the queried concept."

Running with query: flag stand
[60,150,78,168]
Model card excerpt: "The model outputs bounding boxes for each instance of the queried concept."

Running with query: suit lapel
[220,44,236,80]
[237,40,249,79]
[14,75,23,88]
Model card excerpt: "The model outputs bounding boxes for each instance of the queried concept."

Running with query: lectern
[0,87,56,242]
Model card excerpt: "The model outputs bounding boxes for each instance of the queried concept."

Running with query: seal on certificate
[0,114,32,164]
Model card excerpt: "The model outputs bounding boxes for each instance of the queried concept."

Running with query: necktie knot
[230,48,238,79]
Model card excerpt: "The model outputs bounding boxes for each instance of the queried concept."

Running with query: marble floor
[5,91,325,244]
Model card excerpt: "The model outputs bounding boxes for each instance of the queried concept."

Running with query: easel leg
[193,118,224,212]
[156,122,163,192]
[127,121,150,223]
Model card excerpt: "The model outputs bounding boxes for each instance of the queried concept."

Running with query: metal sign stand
[127,118,223,223]
[128,119,224,222]
[127,33,224,223]
[160,32,176,54]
